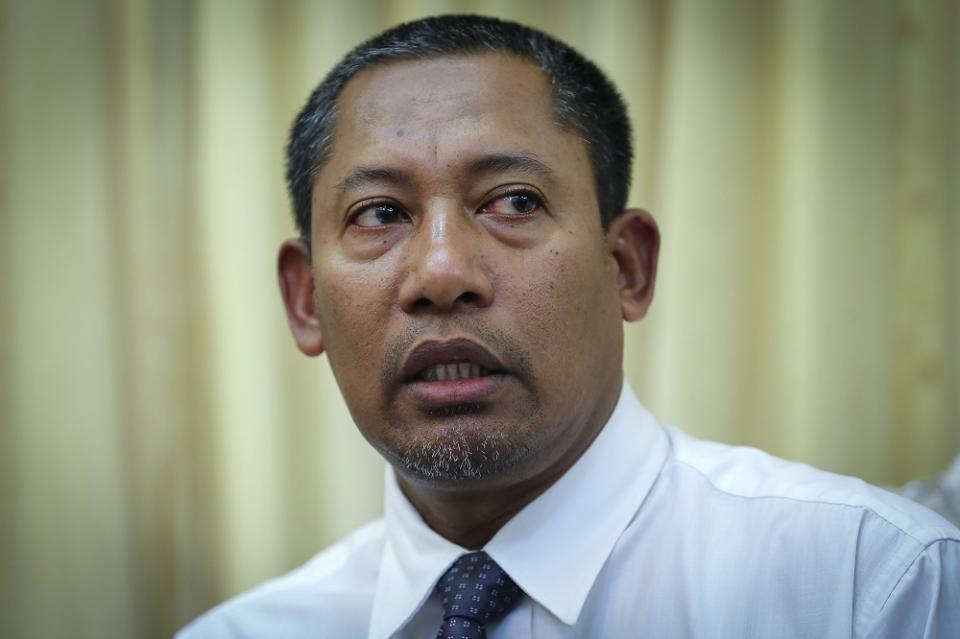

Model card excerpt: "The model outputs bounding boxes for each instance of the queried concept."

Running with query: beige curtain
[2,0,957,637]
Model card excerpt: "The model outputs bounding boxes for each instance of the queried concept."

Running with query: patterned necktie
[435,551,523,639]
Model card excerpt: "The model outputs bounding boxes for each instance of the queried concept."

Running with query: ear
[278,239,325,356]
[606,209,660,322]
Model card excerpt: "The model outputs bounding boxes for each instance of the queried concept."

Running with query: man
[180,15,959,638]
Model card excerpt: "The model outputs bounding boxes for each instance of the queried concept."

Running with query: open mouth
[400,338,507,406]
[417,362,493,382]
[401,338,506,383]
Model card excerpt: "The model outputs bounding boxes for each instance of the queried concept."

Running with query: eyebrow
[465,153,557,186]
[334,166,414,194]
[332,152,557,198]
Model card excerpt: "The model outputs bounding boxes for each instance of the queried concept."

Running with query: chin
[378,413,538,483]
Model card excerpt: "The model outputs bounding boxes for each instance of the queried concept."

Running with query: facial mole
[396,128,406,137]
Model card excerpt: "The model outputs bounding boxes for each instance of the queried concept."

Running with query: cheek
[314,264,396,379]
[505,243,620,365]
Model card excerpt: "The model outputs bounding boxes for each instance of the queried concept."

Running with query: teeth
[420,362,489,382]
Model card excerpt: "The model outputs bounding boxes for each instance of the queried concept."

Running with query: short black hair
[286,14,633,245]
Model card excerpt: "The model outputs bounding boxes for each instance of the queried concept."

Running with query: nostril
[408,292,480,313]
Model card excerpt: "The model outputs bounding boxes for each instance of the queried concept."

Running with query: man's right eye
[351,202,408,227]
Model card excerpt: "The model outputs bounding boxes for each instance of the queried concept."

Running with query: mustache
[381,318,533,391]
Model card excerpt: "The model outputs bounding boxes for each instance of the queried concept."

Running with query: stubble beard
[378,402,540,482]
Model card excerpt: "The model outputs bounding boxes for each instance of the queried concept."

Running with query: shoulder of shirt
[662,424,960,548]
[176,518,386,637]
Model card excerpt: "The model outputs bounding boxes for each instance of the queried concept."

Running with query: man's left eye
[480,192,543,216]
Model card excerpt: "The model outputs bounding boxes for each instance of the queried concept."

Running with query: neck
[395,460,574,549]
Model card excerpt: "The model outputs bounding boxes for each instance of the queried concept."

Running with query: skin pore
[278,53,659,549]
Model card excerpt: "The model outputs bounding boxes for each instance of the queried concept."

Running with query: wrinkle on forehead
[333,54,559,171]
[311,52,597,217]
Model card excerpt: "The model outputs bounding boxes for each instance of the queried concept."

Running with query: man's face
[302,54,632,485]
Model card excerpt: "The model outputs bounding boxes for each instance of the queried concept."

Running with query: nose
[398,206,494,314]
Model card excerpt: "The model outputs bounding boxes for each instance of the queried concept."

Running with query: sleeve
[175,615,235,639]
[862,538,960,639]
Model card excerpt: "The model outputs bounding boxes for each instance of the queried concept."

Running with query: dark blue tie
[435,551,523,639]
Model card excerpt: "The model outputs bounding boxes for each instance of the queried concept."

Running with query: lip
[400,338,507,382]
[400,338,509,407]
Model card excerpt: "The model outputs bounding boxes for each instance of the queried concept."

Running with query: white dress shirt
[899,453,960,526]
[179,383,960,638]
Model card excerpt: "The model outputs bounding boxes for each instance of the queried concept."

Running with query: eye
[480,190,544,217]
[350,202,409,227]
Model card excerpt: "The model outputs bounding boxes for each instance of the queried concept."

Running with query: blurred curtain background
[1,0,958,637]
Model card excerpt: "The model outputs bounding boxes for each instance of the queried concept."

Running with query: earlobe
[277,239,325,356]
[606,209,660,322]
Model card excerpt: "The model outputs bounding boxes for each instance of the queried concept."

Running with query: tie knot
[436,551,522,624]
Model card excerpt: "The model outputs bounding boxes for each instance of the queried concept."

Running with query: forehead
[322,53,587,180]
[339,52,554,128]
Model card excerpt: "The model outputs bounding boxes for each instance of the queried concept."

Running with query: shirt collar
[368,381,668,638]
